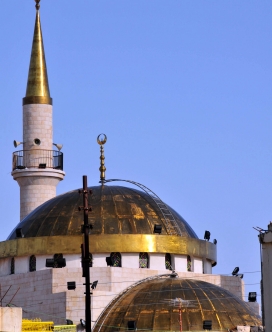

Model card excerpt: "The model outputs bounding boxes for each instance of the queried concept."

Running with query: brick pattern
[0,307,22,332]
[13,171,65,221]
[12,104,65,220]
[0,267,243,324]
[19,182,57,220]
[0,269,66,325]
[23,104,53,150]
[0,266,247,327]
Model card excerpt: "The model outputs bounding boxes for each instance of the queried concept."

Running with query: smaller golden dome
[93,276,261,331]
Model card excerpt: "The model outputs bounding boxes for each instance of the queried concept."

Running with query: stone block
[0,307,22,332]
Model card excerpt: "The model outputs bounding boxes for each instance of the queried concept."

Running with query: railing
[12,150,63,171]
[22,319,54,331]
[104,179,182,236]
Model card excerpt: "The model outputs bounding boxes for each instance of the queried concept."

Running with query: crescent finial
[97,134,107,183]
[35,0,41,10]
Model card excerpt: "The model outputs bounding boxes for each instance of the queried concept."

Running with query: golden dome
[93,275,261,331]
[8,185,197,239]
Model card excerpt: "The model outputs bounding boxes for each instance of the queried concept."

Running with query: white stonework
[3,251,249,326]
[193,257,203,273]
[12,168,65,220]
[14,256,29,274]
[0,258,10,277]
[149,253,166,270]
[173,254,187,271]
[0,307,22,332]
[121,253,139,268]
[247,302,260,316]
[92,254,109,268]
[23,104,53,151]
[260,223,272,329]
[12,103,65,220]
[203,258,213,274]
[0,253,213,277]
[0,267,246,327]
[37,255,52,271]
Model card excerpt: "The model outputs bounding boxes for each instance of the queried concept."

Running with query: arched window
[110,252,121,267]
[29,255,36,272]
[10,257,15,275]
[53,253,64,268]
[139,253,148,268]
[165,253,172,270]
[187,255,192,272]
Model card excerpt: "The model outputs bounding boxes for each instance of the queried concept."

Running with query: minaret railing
[12,150,63,171]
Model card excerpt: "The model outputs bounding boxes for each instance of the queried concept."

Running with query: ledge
[0,235,217,264]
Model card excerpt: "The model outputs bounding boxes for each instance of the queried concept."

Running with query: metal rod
[179,303,182,332]
[0,285,12,306]
[179,301,182,332]
[8,287,20,305]
[260,237,265,327]
[83,175,91,332]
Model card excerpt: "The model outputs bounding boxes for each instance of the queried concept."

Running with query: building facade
[0,1,261,330]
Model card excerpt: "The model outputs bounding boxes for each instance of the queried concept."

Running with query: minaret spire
[23,0,52,106]
[12,0,64,221]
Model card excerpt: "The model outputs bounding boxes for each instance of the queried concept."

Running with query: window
[10,257,15,275]
[110,252,121,267]
[139,253,148,268]
[29,255,36,272]
[165,253,172,270]
[53,253,63,268]
[187,255,192,272]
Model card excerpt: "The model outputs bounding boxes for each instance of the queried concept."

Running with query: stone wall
[0,253,212,276]
[0,266,246,327]
[0,269,66,325]
[23,104,52,151]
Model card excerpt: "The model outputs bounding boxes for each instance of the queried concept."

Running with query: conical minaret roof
[23,0,52,105]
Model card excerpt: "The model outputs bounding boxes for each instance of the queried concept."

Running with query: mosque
[0,1,262,330]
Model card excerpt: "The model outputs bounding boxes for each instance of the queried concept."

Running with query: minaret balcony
[12,150,63,171]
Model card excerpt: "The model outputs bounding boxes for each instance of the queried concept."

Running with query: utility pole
[80,175,92,332]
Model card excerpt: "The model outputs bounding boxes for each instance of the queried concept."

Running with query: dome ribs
[92,277,261,331]
[103,186,120,235]
[7,185,198,239]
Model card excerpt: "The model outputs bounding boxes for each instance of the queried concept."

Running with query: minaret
[11,0,65,221]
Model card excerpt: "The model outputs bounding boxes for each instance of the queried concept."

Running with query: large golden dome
[8,185,197,239]
[93,275,261,331]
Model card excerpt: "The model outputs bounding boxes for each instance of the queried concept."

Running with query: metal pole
[260,236,265,328]
[83,175,91,332]
[179,303,182,332]
[0,285,12,307]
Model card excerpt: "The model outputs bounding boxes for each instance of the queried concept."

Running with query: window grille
[110,252,121,267]
[11,257,15,275]
[187,255,192,272]
[29,255,36,272]
[139,252,148,268]
[165,253,172,270]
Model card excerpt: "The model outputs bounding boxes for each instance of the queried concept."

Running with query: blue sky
[1,0,272,304]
